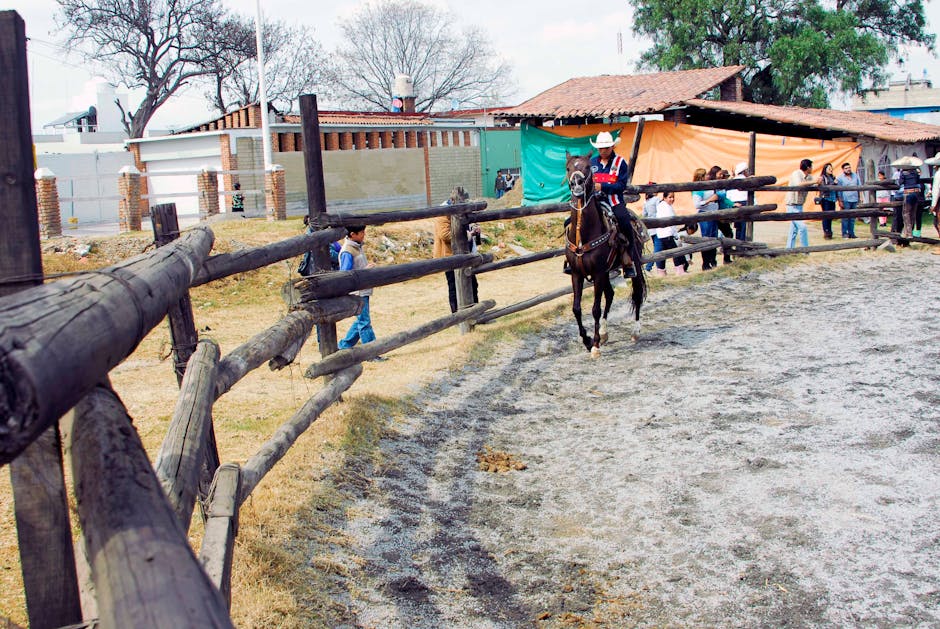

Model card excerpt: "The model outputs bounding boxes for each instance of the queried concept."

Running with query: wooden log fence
[0,40,930,625]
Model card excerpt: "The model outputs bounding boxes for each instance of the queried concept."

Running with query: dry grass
[0,203,910,627]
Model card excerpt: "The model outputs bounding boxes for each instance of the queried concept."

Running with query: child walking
[337,225,382,354]
[653,192,689,276]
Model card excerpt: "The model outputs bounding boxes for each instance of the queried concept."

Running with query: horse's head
[566,152,594,202]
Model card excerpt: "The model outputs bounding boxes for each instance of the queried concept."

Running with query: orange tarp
[546,121,861,214]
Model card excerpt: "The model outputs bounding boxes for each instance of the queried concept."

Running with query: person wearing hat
[589,130,638,277]
[891,155,924,239]
[925,152,940,250]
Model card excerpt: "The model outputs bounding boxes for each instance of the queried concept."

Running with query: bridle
[566,158,616,264]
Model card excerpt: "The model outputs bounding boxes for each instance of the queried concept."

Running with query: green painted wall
[479,128,521,197]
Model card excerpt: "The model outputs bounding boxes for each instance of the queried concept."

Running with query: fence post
[300,94,339,358]
[266,164,287,221]
[151,202,221,505]
[118,165,142,232]
[450,213,475,334]
[34,167,62,239]
[198,166,220,220]
[0,11,82,628]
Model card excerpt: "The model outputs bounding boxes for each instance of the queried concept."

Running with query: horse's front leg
[599,272,615,345]
[571,273,592,351]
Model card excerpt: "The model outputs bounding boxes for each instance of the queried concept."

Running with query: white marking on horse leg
[599,318,608,345]
[631,320,641,343]
[591,346,601,359]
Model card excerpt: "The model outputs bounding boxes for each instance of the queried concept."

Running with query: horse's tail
[627,222,648,321]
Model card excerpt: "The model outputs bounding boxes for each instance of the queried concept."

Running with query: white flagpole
[255,0,273,171]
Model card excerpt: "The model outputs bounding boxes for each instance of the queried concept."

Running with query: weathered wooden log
[292,253,492,301]
[154,339,220,532]
[734,239,884,257]
[239,365,362,502]
[853,201,902,209]
[748,209,891,222]
[642,204,776,228]
[304,300,495,379]
[466,202,570,224]
[450,214,476,333]
[641,239,721,264]
[269,335,308,371]
[627,175,777,195]
[471,247,565,275]
[321,201,487,227]
[0,227,214,466]
[874,230,940,245]
[2,13,82,625]
[214,311,318,399]
[476,286,572,324]
[198,463,241,608]
[191,227,346,287]
[625,119,645,186]
[683,235,768,249]
[764,183,897,192]
[65,381,233,628]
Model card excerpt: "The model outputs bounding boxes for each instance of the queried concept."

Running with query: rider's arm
[599,159,628,195]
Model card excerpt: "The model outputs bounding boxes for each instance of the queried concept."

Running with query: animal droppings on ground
[476,446,527,472]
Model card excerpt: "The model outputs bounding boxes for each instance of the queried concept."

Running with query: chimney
[393,74,416,113]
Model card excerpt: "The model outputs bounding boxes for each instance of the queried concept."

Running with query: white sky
[6,0,940,133]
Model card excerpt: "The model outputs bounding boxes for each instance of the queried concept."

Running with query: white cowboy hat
[891,155,924,169]
[589,131,620,149]
[734,161,749,175]
[924,152,940,166]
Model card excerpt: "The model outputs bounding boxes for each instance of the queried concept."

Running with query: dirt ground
[313,249,940,628]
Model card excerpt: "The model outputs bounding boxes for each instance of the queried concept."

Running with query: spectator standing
[925,153,940,249]
[434,186,479,313]
[495,171,507,199]
[819,163,838,239]
[892,156,924,239]
[836,162,861,238]
[875,171,891,227]
[726,162,750,240]
[231,182,244,212]
[337,225,382,356]
[714,167,734,264]
[784,159,815,249]
[642,186,660,271]
[652,192,688,276]
[691,167,720,270]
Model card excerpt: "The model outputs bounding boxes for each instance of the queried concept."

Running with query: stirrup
[622,264,637,278]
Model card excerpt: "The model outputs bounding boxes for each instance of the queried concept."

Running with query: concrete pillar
[197,166,220,220]
[35,168,62,238]
[117,166,142,232]
[266,165,287,221]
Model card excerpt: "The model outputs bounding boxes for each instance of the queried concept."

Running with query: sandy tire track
[318,252,940,628]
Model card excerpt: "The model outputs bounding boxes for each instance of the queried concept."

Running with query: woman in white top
[652,192,688,276]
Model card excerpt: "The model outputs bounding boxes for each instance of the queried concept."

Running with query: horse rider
[564,131,639,277]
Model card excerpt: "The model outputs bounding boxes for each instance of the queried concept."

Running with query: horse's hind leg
[572,275,592,351]
[631,275,645,342]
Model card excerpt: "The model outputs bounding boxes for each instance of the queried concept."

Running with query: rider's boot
[563,259,572,275]
[622,262,637,278]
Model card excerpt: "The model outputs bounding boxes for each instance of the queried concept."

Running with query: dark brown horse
[564,152,646,356]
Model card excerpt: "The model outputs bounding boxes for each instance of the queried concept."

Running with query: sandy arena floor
[316,249,940,628]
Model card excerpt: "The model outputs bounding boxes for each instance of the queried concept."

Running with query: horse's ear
[588,149,595,158]
[565,150,571,160]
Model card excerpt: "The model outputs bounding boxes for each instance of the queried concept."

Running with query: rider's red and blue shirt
[591,154,628,208]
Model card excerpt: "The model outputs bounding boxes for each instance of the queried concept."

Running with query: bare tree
[202,18,329,115]
[55,0,227,138]
[332,0,512,112]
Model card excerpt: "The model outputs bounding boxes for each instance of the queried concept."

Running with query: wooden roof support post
[625,117,645,186]
[0,11,83,628]
[746,131,757,241]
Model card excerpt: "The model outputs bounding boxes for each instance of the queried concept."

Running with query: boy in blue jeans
[337,225,383,359]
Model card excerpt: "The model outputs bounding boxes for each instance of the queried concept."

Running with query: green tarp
[521,124,621,205]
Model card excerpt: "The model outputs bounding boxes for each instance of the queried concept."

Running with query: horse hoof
[599,320,608,345]
[599,333,608,345]
[630,334,639,343]
[591,347,601,358]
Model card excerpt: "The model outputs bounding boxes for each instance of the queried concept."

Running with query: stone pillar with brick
[197,166,220,220]
[354,131,367,149]
[339,132,354,150]
[266,165,287,221]
[381,131,393,148]
[34,168,62,239]
[367,131,380,149]
[117,166,142,232]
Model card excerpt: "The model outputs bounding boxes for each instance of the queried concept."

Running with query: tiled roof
[685,98,940,143]
[499,66,745,119]
[280,111,434,126]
